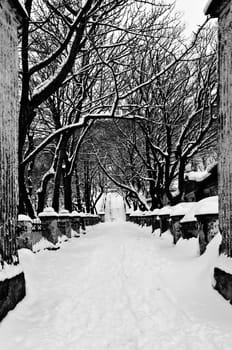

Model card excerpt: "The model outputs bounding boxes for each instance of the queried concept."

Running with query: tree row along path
[1,193,232,349]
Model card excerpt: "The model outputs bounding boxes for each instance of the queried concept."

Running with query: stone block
[170,215,183,244]
[195,214,219,255]
[159,215,170,234]
[70,211,80,237]
[38,207,59,244]
[17,215,33,250]
[0,272,26,322]
[58,209,71,238]
[152,217,160,233]
[214,267,232,303]
[98,212,105,223]
[180,221,198,239]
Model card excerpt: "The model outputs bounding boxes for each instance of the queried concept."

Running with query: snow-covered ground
[1,193,232,349]
[104,192,126,222]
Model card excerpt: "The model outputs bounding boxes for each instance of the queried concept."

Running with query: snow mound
[0,263,23,282]
[32,238,56,252]
[195,196,218,216]
[18,214,32,222]
[71,211,79,217]
[143,210,153,216]
[59,209,71,217]
[170,202,196,217]
[152,208,160,215]
[185,170,209,182]
[38,207,58,217]
[159,205,172,216]
[175,237,199,257]
[129,209,143,217]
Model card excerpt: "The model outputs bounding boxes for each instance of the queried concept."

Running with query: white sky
[174,0,209,36]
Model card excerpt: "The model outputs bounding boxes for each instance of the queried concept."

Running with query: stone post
[98,211,105,223]
[31,217,43,246]
[70,211,80,237]
[158,206,172,234]
[151,209,160,233]
[79,213,86,234]
[38,207,59,244]
[58,209,71,238]
[169,202,197,244]
[170,215,184,244]
[193,196,219,254]
[180,219,198,240]
[195,214,219,255]
[17,214,33,250]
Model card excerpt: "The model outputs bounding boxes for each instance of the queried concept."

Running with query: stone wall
[0,0,20,265]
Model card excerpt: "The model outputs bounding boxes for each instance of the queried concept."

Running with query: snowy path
[1,225,232,349]
[1,195,232,349]
[104,192,126,222]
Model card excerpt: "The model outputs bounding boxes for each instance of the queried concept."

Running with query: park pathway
[0,193,232,349]
[104,191,126,222]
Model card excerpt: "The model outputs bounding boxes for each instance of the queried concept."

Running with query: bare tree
[19,0,133,215]
[19,0,210,215]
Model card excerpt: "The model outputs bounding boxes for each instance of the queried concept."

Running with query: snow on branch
[29,4,83,76]
[96,153,149,210]
[20,112,152,167]
[119,17,210,99]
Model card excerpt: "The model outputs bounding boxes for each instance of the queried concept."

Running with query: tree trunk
[64,174,73,212]
[52,134,69,212]
[18,112,35,217]
[37,172,55,214]
[52,160,63,213]
[18,168,35,218]
[84,159,91,213]
[92,186,104,214]
[75,171,82,211]
[217,5,232,257]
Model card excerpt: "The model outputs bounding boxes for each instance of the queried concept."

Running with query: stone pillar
[151,209,160,233]
[31,217,43,246]
[159,214,170,234]
[81,214,86,233]
[58,209,71,238]
[195,214,219,255]
[17,214,33,249]
[151,216,160,233]
[70,211,80,237]
[180,220,198,240]
[39,207,59,244]
[170,215,184,244]
[98,212,105,223]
